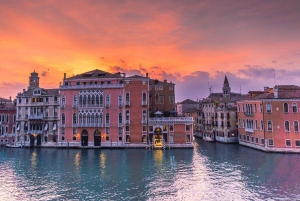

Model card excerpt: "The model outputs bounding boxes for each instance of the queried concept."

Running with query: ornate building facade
[15,71,59,146]
[0,97,16,145]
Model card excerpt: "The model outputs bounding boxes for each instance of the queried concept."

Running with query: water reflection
[1,141,300,200]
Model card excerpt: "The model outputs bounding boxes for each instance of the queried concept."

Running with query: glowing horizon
[1,0,300,101]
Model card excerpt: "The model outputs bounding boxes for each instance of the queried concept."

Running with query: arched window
[87,113,90,124]
[79,114,83,123]
[92,95,95,105]
[83,95,86,106]
[100,113,103,123]
[283,103,289,113]
[142,110,147,120]
[267,120,272,131]
[292,103,298,113]
[119,113,122,124]
[285,121,290,132]
[83,114,86,123]
[96,95,99,105]
[119,94,123,106]
[126,92,130,102]
[79,95,82,106]
[95,113,99,123]
[294,121,299,132]
[73,95,77,106]
[126,110,130,120]
[62,113,65,124]
[62,96,66,105]
[6,114,9,122]
[106,113,110,124]
[87,95,91,106]
[142,92,147,102]
[91,113,95,123]
[100,94,103,106]
[73,113,76,124]
[106,94,110,106]
[266,103,271,113]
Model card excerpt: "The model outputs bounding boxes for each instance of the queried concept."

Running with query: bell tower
[28,70,40,90]
[222,75,231,99]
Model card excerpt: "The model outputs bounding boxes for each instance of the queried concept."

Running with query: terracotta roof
[66,69,122,80]
[179,99,198,104]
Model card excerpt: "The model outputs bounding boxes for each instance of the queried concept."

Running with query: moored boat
[6,144,23,148]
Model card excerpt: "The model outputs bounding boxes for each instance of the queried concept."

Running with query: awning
[44,123,48,131]
[53,123,57,131]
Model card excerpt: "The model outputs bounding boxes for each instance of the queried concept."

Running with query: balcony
[76,123,103,128]
[105,123,110,127]
[141,120,147,124]
[72,104,77,108]
[125,101,130,106]
[119,103,123,108]
[60,124,66,128]
[60,83,124,90]
[28,130,43,134]
[244,112,253,117]
[118,123,123,127]
[125,120,130,125]
[106,103,110,108]
[28,114,44,120]
[60,105,66,109]
[141,101,147,106]
[245,128,254,133]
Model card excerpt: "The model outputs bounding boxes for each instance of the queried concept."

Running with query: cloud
[41,71,48,77]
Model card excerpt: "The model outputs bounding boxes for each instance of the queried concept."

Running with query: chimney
[146,73,148,77]
[274,87,278,99]
[164,79,167,83]
[63,73,66,80]
[23,89,25,93]
[9,96,11,101]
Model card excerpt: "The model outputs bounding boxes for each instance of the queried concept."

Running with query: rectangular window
[169,125,174,132]
[246,135,249,141]
[260,104,263,113]
[142,126,147,132]
[254,104,257,112]
[119,127,123,134]
[73,128,76,134]
[268,139,274,146]
[261,120,264,130]
[261,139,265,145]
[266,103,271,113]
[149,126,153,132]
[286,140,291,147]
[169,135,174,143]
[142,135,147,143]
[295,140,300,147]
[256,138,258,144]
[77,82,80,85]
[251,137,254,142]
[243,135,246,141]
[126,125,130,132]
[62,128,65,134]
[186,125,190,132]
[106,128,110,134]
[126,135,130,142]
[186,134,191,143]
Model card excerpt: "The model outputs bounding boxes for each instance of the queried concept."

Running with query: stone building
[195,76,246,143]
[15,71,59,146]
[237,85,300,153]
[0,97,16,145]
[149,79,175,116]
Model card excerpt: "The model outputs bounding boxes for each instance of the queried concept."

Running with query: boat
[6,144,23,148]
[203,136,214,142]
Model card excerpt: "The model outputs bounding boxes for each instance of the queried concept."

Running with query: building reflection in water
[99,152,106,177]
[154,150,163,168]
[30,151,37,170]
[74,152,81,172]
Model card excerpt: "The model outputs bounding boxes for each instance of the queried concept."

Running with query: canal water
[1,138,300,201]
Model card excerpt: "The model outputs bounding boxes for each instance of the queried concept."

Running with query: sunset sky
[1,0,300,102]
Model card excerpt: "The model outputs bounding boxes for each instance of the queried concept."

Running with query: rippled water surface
[1,139,300,201]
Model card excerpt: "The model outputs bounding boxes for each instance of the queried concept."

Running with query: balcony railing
[125,120,130,125]
[118,123,123,127]
[125,101,130,106]
[119,103,123,108]
[105,123,110,127]
[106,103,110,108]
[27,130,43,134]
[60,124,65,128]
[244,112,253,117]
[77,123,103,128]
[60,104,66,109]
[72,104,77,108]
[28,114,44,120]
[245,128,254,133]
[141,120,147,124]
[141,101,147,106]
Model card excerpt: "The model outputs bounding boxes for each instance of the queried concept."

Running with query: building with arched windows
[59,69,193,148]
[0,97,16,145]
[15,71,59,146]
[237,85,300,152]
